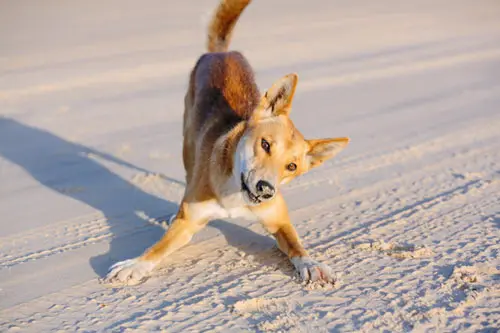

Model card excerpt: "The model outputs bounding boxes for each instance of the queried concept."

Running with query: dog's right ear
[306,137,350,169]
[251,73,298,121]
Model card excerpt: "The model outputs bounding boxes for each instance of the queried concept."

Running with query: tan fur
[104,0,349,286]
[207,0,251,52]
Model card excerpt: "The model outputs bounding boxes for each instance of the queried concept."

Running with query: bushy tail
[207,0,251,53]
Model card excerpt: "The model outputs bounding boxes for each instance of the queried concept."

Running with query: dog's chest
[194,201,254,221]
[218,193,256,220]
[225,206,255,220]
[187,192,258,223]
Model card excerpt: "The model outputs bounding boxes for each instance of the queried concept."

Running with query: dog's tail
[207,0,251,53]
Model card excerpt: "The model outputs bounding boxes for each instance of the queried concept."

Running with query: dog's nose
[256,180,275,200]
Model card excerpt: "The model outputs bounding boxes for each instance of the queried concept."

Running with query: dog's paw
[101,258,154,286]
[291,257,335,283]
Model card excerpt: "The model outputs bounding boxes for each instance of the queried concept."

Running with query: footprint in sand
[352,239,435,259]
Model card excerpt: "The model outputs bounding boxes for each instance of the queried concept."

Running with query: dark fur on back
[193,51,260,126]
[181,0,258,187]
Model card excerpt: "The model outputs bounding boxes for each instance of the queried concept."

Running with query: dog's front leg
[103,201,209,286]
[252,195,335,283]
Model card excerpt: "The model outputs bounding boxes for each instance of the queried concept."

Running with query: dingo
[104,0,349,286]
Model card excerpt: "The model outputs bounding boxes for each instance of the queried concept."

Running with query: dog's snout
[256,180,275,200]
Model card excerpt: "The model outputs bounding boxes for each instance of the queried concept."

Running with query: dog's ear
[306,137,350,169]
[252,73,298,120]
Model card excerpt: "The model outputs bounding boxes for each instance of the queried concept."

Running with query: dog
[104,0,349,286]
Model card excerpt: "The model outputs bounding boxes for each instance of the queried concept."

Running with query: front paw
[101,258,154,286]
[291,257,335,283]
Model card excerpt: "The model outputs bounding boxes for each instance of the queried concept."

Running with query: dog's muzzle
[241,173,261,204]
[255,180,275,200]
[240,173,276,204]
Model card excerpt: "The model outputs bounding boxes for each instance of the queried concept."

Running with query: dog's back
[183,0,258,183]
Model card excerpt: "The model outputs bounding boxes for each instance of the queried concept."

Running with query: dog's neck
[209,121,247,203]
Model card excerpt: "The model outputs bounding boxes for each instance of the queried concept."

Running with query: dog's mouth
[240,173,261,204]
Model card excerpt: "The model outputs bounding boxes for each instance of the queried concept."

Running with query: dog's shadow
[209,219,293,275]
[0,117,289,279]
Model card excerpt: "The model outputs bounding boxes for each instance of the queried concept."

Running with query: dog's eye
[286,163,297,172]
[261,138,271,153]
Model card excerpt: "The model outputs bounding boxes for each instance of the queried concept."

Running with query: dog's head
[234,73,349,205]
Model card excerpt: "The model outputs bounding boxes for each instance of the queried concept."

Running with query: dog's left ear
[306,137,350,169]
[253,73,298,120]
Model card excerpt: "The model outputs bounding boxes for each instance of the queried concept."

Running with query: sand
[1,0,499,331]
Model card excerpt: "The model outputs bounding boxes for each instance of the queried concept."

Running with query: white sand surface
[1,0,499,331]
